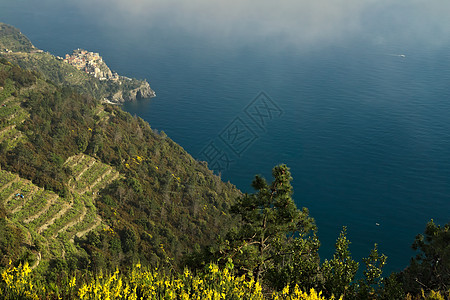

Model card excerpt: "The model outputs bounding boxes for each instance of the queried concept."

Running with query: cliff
[110,80,156,103]
[0,22,155,104]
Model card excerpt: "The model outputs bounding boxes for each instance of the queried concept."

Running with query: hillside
[0,56,240,274]
[0,22,155,104]
[0,22,240,277]
[0,23,35,52]
[1,23,448,300]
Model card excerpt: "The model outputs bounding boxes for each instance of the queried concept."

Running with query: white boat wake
[387,53,406,58]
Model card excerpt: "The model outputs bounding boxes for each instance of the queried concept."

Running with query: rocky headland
[0,22,155,104]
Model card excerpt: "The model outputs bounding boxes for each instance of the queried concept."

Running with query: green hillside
[0,23,35,52]
[0,57,240,274]
[0,22,154,104]
[0,24,448,300]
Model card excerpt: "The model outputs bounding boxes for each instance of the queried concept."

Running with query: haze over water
[2,0,450,273]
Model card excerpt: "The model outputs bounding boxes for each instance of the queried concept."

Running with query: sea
[1,0,449,274]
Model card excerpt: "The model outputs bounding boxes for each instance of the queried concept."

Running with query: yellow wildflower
[69,276,76,288]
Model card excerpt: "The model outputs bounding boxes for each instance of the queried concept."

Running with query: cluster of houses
[63,48,119,81]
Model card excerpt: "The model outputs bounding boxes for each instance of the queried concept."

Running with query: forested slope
[0,58,240,275]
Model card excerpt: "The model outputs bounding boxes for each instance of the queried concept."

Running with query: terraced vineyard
[0,153,120,267]
[65,153,120,195]
[0,94,29,149]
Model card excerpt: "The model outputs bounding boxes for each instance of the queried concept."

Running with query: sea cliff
[0,22,155,104]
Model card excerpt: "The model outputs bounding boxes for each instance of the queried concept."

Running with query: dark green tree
[265,232,321,291]
[377,273,405,300]
[401,220,450,296]
[222,164,317,284]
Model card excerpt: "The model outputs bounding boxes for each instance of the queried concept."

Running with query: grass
[0,104,19,119]
[7,108,28,124]
[0,132,25,149]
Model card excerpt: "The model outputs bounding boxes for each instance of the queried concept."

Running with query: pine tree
[223,164,317,284]
[401,220,450,296]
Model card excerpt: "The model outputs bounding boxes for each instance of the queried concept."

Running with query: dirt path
[64,154,76,166]
[24,230,32,245]
[107,172,120,187]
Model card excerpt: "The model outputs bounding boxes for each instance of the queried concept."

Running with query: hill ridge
[0,22,155,104]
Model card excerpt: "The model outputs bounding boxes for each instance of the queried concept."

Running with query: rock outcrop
[129,81,156,100]
[110,80,156,103]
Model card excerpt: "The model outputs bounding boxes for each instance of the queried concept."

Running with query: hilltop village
[63,49,120,81]
[1,23,155,103]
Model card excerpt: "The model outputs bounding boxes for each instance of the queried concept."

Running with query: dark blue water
[121,44,450,273]
[2,1,449,274]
